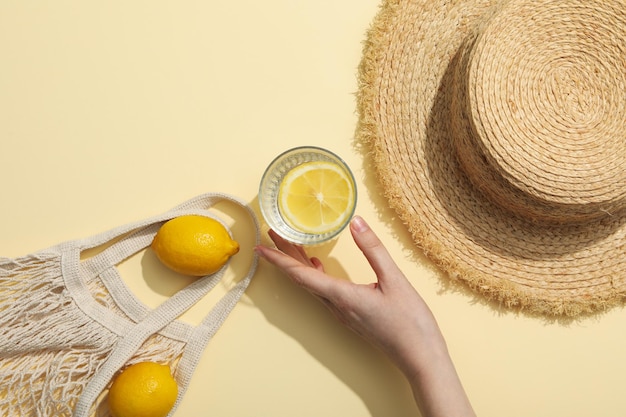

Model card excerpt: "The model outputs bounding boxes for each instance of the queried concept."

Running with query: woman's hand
[255,216,476,417]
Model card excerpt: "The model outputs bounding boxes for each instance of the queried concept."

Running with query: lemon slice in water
[278,161,355,234]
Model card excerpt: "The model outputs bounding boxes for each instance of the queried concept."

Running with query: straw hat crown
[452,1,626,224]
[358,0,626,316]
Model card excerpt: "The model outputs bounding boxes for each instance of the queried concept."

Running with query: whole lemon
[151,215,239,276]
[108,361,178,417]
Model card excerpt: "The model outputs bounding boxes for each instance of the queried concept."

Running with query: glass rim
[258,146,357,245]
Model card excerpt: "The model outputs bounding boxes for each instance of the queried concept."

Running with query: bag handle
[69,192,232,253]
[79,207,228,282]
[72,193,260,417]
[169,272,253,413]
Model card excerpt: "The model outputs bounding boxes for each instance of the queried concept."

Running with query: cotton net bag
[0,193,259,416]
[357,0,626,317]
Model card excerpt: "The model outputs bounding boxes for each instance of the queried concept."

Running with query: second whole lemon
[151,215,239,276]
[108,361,178,417]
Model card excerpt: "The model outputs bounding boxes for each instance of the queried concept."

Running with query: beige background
[1,1,625,416]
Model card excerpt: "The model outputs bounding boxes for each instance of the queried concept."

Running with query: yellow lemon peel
[151,215,239,276]
[108,361,178,417]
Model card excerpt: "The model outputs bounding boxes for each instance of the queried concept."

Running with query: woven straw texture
[357,0,626,316]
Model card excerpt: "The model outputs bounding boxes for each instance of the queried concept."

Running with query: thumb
[350,216,402,287]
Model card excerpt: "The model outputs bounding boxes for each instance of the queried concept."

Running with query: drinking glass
[258,146,357,245]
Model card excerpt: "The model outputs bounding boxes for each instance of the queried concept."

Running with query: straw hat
[357,0,626,316]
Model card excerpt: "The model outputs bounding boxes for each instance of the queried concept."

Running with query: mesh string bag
[0,192,259,416]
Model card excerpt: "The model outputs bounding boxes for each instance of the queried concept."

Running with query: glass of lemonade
[259,146,357,245]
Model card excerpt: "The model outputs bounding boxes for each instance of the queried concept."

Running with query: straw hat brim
[356,0,626,316]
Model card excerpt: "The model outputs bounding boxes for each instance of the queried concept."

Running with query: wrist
[397,335,451,385]
[400,341,476,417]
